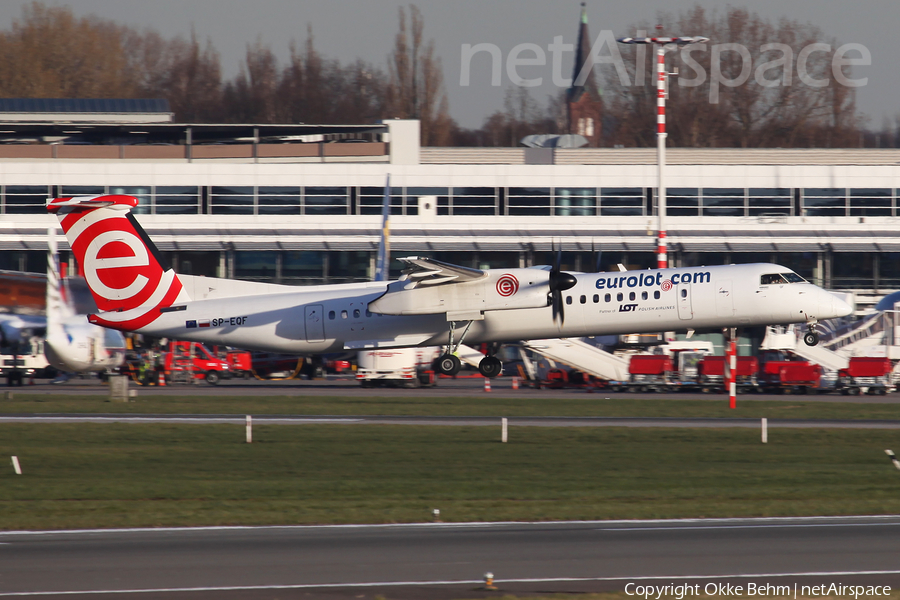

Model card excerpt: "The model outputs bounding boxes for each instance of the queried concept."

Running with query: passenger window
[593,294,599,303]
[642,291,648,300]
[566,296,572,305]
[681,289,687,298]
[328,311,335,320]
[629,292,636,301]
[617,293,623,302]
[365,309,372,317]
[341,310,348,319]
[654,291,660,299]
[580,295,586,304]
[605,293,611,302]
[353,309,360,318]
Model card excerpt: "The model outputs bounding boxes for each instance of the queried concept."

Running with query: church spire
[566,3,603,146]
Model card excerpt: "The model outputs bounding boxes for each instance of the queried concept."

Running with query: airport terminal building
[0,101,898,314]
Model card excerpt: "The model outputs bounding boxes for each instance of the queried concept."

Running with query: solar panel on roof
[0,98,170,113]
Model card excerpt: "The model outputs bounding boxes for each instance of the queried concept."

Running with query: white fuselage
[128,263,849,354]
[44,317,126,373]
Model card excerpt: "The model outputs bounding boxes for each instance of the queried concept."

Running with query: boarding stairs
[522,338,630,381]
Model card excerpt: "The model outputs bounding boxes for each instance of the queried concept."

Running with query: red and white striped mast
[618,32,708,270]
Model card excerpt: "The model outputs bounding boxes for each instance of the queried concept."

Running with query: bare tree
[385,5,453,145]
[604,5,862,148]
[0,2,140,98]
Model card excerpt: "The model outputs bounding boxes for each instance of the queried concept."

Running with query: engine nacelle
[369,268,551,317]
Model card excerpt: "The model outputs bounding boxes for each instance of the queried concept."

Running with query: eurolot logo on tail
[595,270,711,291]
[47,195,189,331]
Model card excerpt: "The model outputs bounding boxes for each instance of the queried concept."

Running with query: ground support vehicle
[162,341,232,385]
[0,339,49,385]
[357,348,439,388]
[607,355,674,392]
[697,356,760,393]
[836,357,895,395]
[759,360,822,394]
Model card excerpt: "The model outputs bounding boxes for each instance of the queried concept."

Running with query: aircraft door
[715,280,734,317]
[676,284,693,320]
[304,304,325,342]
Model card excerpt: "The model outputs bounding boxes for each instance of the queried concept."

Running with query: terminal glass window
[749,188,792,216]
[4,185,50,214]
[850,188,892,217]
[60,185,104,196]
[803,188,846,217]
[702,188,745,216]
[358,186,403,216]
[600,187,644,216]
[879,252,900,289]
[282,251,324,283]
[329,250,370,283]
[304,186,349,215]
[452,187,497,216]
[210,186,254,215]
[833,252,873,289]
[234,251,276,280]
[554,188,596,216]
[155,186,200,215]
[109,186,151,214]
[667,188,700,216]
[507,187,551,216]
[258,186,301,215]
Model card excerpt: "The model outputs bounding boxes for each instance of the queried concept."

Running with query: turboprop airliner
[47,195,852,378]
[44,227,126,376]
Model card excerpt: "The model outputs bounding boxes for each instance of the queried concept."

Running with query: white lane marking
[2,571,900,597]
[2,515,900,537]
[601,522,900,531]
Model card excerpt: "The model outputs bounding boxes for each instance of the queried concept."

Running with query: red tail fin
[47,195,189,331]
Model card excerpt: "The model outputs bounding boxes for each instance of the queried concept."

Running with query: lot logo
[619,303,638,312]
[496,274,519,297]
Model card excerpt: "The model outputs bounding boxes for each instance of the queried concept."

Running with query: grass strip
[1,423,899,530]
[1,393,899,421]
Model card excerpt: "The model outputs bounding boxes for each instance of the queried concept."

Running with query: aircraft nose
[819,290,852,319]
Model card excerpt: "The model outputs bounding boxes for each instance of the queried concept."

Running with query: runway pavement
[6,376,900,403]
[1,517,899,599]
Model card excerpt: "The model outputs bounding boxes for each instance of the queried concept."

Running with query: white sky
[2,0,896,129]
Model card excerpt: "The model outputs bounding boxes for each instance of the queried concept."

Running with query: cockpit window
[761,273,806,285]
[760,273,787,285]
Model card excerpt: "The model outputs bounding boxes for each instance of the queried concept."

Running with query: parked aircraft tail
[47,195,190,330]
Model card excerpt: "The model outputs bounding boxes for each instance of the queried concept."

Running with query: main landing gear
[433,321,504,378]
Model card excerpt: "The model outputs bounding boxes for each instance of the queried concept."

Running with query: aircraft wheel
[803,331,819,346]
[478,356,503,378]
[436,354,461,376]
[205,371,220,385]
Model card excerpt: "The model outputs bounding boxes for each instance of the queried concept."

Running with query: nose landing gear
[803,316,820,347]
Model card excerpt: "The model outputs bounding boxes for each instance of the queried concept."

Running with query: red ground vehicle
[837,357,894,395]
[698,356,759,392]
[163,341,232,385]
[759,360,822,394]
[609,355,673,392]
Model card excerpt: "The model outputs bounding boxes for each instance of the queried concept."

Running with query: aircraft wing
[398,257,487,287]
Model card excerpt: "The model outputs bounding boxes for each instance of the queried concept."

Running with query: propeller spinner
[548,242,577,325]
